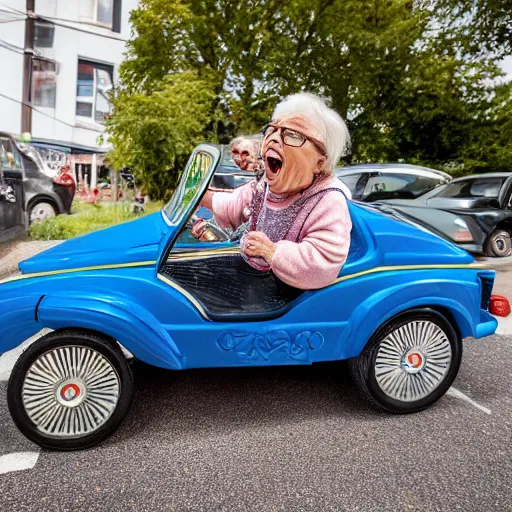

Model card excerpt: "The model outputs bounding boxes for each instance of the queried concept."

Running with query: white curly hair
[271,93,351,174]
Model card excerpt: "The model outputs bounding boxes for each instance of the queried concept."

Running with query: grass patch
[30,201,164,241]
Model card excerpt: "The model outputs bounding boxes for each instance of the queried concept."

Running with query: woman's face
[231,142,241,167]
[232,139,257,170]
[262,115,326,195]
[237,140,257,171]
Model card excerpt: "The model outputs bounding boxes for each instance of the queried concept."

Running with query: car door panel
[0,138,25,237]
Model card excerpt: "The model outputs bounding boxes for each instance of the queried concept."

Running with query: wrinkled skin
[241,115,327,263]
[200,117,328,265]
[231,139,259,171]
[238,140,258,171]
[262,115,326,196]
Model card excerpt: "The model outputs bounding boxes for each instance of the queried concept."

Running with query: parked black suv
[0,133,76,224]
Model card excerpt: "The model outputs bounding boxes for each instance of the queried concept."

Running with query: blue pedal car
[0,144,499,450]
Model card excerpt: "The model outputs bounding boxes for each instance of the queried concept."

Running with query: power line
[0,5,25,22]
[37,15,127,42]
[0,4,25,15]
[0,91,103,133]
[0,38,25,54]
[0,4,127,41]
[0,17,24,24]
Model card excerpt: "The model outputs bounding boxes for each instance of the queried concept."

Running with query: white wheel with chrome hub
[21,346,121,438]
[351,310,461,413]
[8,330,133,451]
[375,320,452,402]
[29,201,56,224]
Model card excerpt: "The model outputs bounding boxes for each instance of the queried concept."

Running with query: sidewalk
[492,267,512,299]
[475,254,512,269]
[0,240,61,279]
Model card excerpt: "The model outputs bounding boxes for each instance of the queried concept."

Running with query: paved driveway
[1,336,511,511]
[0,240,61,279]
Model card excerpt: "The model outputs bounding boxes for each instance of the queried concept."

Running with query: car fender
[344,278,479,358]
[0,295,42,355]
[37,293,185,370]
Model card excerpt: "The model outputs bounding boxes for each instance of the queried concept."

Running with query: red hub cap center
[61,383,80,401]
[407,352,423,368]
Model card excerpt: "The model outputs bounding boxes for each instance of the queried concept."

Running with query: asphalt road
[1,333,511,512]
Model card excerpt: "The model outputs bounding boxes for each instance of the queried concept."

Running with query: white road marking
[0,452,40,475]
[0,329,52,382]
[494,315,512,336]
[447,387,491,415]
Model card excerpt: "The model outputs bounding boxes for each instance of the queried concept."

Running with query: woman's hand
[191,219,208,239]
[242,231,277,264]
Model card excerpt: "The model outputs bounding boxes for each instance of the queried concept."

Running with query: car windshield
[362,173,445,200]
[435,178,506,199]
[163,150,214,224]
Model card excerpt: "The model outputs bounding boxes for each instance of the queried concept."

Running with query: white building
[0,0,138,185]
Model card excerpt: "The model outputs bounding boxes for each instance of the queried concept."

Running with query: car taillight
[453,229,473,242]
[489,295,511,317]
[53,172,74,187]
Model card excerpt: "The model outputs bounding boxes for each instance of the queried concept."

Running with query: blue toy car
[0,144,500,451]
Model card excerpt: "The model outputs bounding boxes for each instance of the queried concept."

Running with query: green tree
[105,0,512,196]
[456,81,512,173]
[105,71,216,201]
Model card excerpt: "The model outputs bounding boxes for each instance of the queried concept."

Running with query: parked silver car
[335,164,452,202]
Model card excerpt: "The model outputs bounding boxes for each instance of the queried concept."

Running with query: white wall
[0,0,138,148]
[0,1,26,135]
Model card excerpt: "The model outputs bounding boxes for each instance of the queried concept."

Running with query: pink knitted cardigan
[211,176,352,290]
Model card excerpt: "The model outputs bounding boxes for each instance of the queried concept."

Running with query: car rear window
[337,173,361,194]
[362,173,444,199]
[436,178,505,199]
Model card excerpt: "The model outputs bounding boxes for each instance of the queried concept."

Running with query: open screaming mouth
[265,149,283,175]
[267,157,282,174]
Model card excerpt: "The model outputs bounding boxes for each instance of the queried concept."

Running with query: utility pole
[21,0,35,134]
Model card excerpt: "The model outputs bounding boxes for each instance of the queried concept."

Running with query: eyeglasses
[262,123,327,156]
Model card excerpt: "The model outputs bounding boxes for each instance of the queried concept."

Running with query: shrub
[29,201,163,241]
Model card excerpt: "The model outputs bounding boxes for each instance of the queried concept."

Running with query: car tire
[29,201,57,224]
[7,329,133,451]
[350,309,461,414]
[485,230,512,257]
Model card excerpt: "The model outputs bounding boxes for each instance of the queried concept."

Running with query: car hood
[19,212,170,274]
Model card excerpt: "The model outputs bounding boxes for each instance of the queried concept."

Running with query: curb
[475,255,512,270]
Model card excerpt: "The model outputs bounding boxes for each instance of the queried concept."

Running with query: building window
[79,0,121,32]
[80,0,113,26]
[76,60,113,124]
[33,59,57,108]
[34,22,55,48]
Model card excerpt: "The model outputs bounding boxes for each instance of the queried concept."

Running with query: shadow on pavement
[117,360,385,443]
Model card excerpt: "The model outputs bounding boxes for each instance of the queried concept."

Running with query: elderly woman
[202,93,352,290]
[230,136,262,172]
